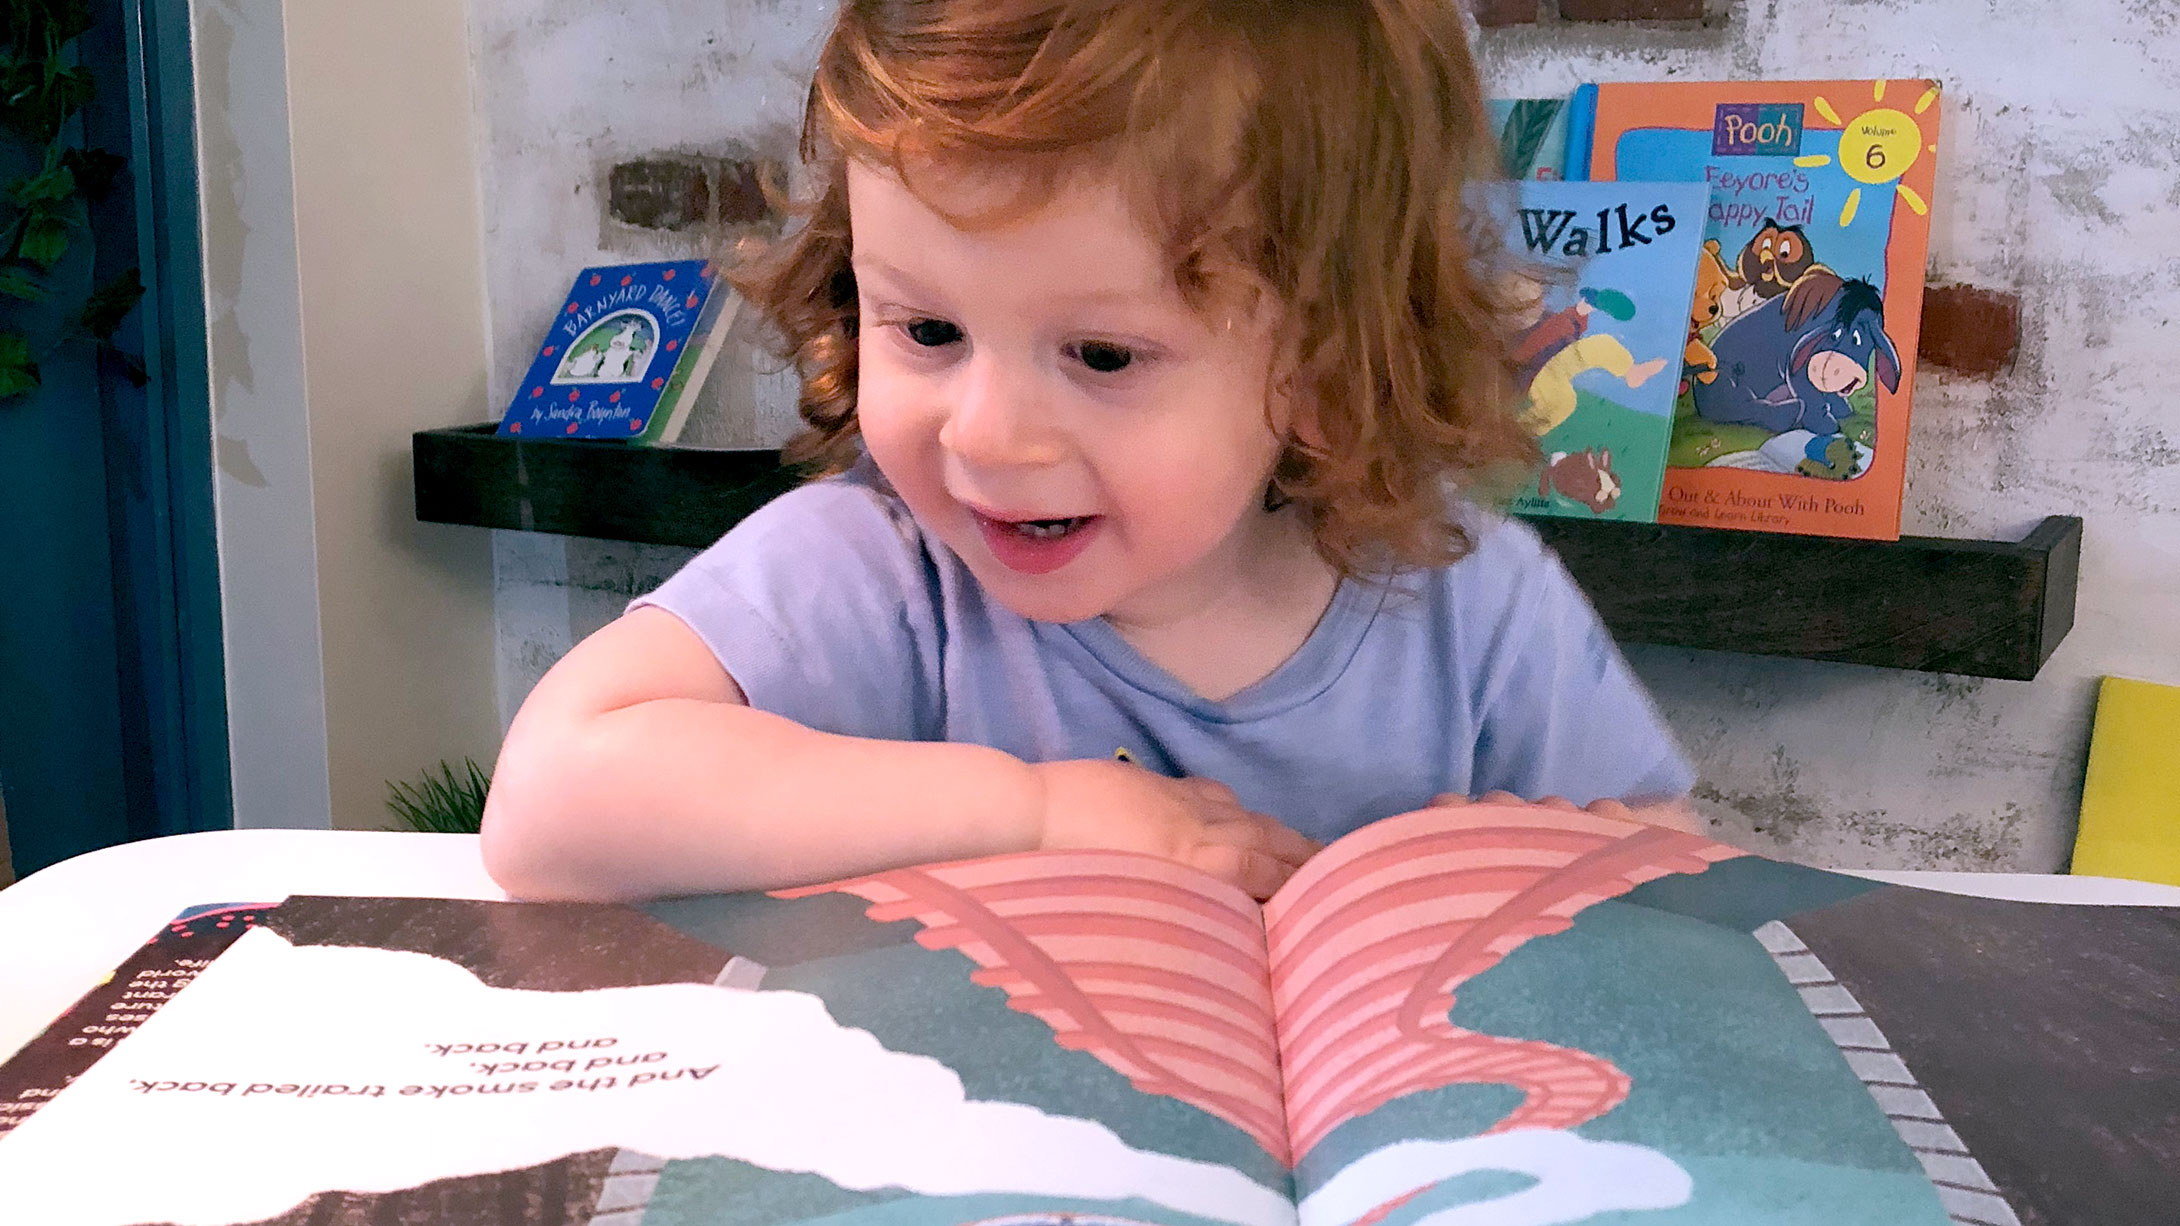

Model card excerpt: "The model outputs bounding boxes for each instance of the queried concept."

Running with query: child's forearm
[480,698,1044,901]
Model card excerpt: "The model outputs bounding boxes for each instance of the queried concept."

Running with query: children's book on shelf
[1577,79,1943,540]
[3,804,2175,1226]
[1484,179,1708,523]
[1487,96,1580,181]
[496,259,740,444]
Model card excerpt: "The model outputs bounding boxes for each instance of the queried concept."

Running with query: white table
[4,829,2178,1065]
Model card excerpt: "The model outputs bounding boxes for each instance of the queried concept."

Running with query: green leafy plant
[3,0,147,401]
[386,758,492,835]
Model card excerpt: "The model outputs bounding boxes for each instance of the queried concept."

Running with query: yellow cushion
[2072,675,2180,886]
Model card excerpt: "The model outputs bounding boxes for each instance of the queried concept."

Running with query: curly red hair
[733,0,1536,577]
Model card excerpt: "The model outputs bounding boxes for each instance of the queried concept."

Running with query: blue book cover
[1565,83,1598,180]
[498,260,720,439]
[1486,179,1709,523]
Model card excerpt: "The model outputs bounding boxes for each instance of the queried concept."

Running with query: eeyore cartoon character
[1692,267,1900,472]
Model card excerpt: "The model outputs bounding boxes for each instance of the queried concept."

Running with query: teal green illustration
[1509,389,1668,523]
[1293,861,1952,1226]
[639,893,1287,1226]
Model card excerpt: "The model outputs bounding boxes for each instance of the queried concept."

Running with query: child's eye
[903,318,962,348]
[1070,341,1134,374]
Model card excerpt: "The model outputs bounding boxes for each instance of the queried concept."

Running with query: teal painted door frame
[0,2,230,876]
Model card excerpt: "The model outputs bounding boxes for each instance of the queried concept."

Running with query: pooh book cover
[1580,80,1942,540]
[496,260,730,443]
[1488,179,1709,524]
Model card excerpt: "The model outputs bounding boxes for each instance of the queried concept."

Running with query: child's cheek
[855,366,947,507]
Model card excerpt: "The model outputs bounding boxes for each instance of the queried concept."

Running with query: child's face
[848,158,1300,627]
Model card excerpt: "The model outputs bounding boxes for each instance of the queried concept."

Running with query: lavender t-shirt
[631,464,1695,844]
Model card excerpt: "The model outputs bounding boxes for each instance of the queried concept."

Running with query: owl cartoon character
[1719,219,1820,322]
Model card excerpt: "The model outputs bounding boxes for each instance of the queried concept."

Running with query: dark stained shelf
[415,423,2080,681]
[1525,514,2079,681]
[413,423,797,550]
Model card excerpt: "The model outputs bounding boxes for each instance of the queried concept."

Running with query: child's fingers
[1178,775,1243,807]
[1428,790,1531,807]
[1198,808,1317,869]
[1430,792,1636,821]
[1249,815,1322,868]
[1189,842,1296,901]
[1173,776,1316,865]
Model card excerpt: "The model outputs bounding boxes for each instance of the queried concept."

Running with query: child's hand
[1429,790,1707,836]
[1031,760,1320,900]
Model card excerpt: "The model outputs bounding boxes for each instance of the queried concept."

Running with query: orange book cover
[1584,80,1942,539]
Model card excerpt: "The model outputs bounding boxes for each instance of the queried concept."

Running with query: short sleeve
[627,471,944,742]
[1464,520,1697,805]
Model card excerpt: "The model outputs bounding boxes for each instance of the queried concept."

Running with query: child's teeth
[1019,518,1074,539]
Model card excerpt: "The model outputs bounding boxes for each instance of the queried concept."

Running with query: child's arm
[480,607,1316,902]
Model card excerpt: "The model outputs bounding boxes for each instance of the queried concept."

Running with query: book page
[1256,805,2141,1226]
[1261,805,1748,1224]
[773,850,1295,1174]
[0,876,1296,1226]
[0,903,273,1140]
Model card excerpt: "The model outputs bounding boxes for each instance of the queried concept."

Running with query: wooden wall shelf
[414,424,2081,681]
[1526,515,2079,681]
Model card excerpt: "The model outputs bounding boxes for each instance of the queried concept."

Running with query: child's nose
[938,356,1063,468]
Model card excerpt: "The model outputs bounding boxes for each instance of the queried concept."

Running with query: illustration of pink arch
[1266,809,1739,1158]
[777,805,1741,1171]
[777,853,1292,1163]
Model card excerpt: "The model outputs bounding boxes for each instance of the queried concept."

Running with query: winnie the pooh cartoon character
[1682,239,1731,394]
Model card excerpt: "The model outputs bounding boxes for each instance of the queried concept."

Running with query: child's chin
[981,578,1111,626]
[958,554,1109,623]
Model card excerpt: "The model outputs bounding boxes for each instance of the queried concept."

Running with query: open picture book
[1,804,2174,1226]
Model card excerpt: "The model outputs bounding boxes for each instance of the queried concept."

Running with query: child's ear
[1271,366,1327,451]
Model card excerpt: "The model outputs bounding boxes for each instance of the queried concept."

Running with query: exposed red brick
[1471,0,1541,26]
[712,157,773,227]
[1557,0,1706,20]
[607,159,709,231]
[1919,284,2022,378]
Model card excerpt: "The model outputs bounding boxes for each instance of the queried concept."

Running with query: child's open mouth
[971,510,1103,575]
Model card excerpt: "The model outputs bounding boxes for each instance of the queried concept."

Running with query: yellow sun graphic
[1792,80,1940,227]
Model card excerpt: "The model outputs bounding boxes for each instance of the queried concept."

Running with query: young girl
[480,0,1701,904]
